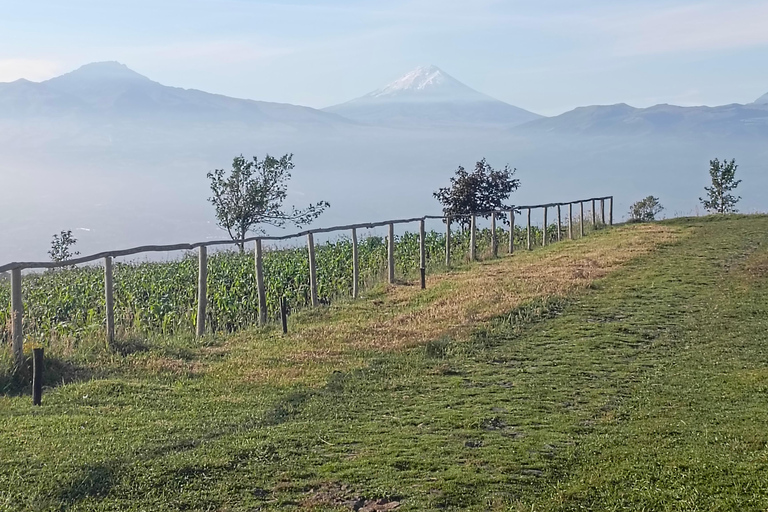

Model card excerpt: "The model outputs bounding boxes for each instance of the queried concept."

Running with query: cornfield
[0,223,567,344]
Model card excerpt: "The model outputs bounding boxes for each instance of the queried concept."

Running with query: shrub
[628,196,663,222]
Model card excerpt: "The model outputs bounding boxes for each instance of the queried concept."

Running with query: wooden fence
[2,196,613,366]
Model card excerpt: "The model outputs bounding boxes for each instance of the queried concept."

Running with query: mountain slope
[0,61,350,126]
[324,65,541,128]
[754,91,768,105]
[517,102,768,137]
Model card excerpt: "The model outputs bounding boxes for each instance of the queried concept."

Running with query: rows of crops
[0,224,565,344]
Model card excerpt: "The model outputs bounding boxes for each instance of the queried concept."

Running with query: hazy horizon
[2,1,767,116]
[1,2,767,264]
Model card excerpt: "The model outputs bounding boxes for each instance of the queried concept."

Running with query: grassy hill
[1,215,767,510]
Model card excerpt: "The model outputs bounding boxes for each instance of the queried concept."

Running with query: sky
[1,0,767,116]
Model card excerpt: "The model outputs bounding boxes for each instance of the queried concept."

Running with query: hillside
[516,102,768,137]
[1,215,767,510]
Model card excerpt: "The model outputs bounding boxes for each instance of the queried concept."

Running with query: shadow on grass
[58,462,117,504]
[0,352,93,396]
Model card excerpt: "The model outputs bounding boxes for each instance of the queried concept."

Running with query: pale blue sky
[2,0,767,115]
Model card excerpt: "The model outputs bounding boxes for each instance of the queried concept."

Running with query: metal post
[280,298,288,335]
[543,207,548,247]
[196,246,207,337]
[592,199,597,229]
[568,203,573,240]
[580,201,585,237]
[32,347,43,406]
[508,210,515,255]
[556,205,562,242]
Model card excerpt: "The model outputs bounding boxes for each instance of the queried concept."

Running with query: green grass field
[1,215,767,511]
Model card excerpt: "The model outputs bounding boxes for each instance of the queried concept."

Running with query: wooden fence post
[592,199,597,229]
[419,218,426,289]
[543,207,548,247]
[469,215,477,261]
[351,228,359,299]
[580,201,585,237]
[527,208,532,250]
[255,239,267,325]
[104,256,114,347]
[609,196,614,226]
[508,210,515,255]
[11,268,23,367]
[307,233,319,306]
[601,199,606,226]
[196,246,207,337]
[388,223,395,284]
[568,203,573,240]
[491,212,497,258]
[556,204,562,242]
[445,217,451,267]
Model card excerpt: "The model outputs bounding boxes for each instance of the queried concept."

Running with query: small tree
[208,154,329,251]
[433,158,520,229]
[628,196,663,222]
[700,158,741,214]
[49,230,80,262]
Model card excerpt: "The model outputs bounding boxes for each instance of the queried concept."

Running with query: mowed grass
[1,215,767,510]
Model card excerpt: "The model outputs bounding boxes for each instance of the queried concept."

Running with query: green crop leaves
[0,227,527,346]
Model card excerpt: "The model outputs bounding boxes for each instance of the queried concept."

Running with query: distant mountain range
[519,102,768,137]
[2,61,766,135]
[0,61,766,263]
[0,61,347,127]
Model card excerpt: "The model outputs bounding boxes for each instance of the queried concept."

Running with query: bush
[628,196,663,222]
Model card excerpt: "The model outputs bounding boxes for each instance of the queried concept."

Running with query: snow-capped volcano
[364,65,488,102]
[324,65,541,128]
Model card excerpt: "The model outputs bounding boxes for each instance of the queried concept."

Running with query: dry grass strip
[218,224,681,385]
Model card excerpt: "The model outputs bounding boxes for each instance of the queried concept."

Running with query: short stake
[32,347,43,406]
[280,298,288,335]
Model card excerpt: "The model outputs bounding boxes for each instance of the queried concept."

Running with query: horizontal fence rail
[0,197,613,273]
[3,195,613,367]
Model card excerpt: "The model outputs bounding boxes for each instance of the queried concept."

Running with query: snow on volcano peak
[365,65,488,102]
[323,65,541,127]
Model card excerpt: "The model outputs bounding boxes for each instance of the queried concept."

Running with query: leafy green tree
[433,158,520,229]
[628,196,663,222]
[208,154,329,252]
[49,230,80,262]
[700,158,741,214]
